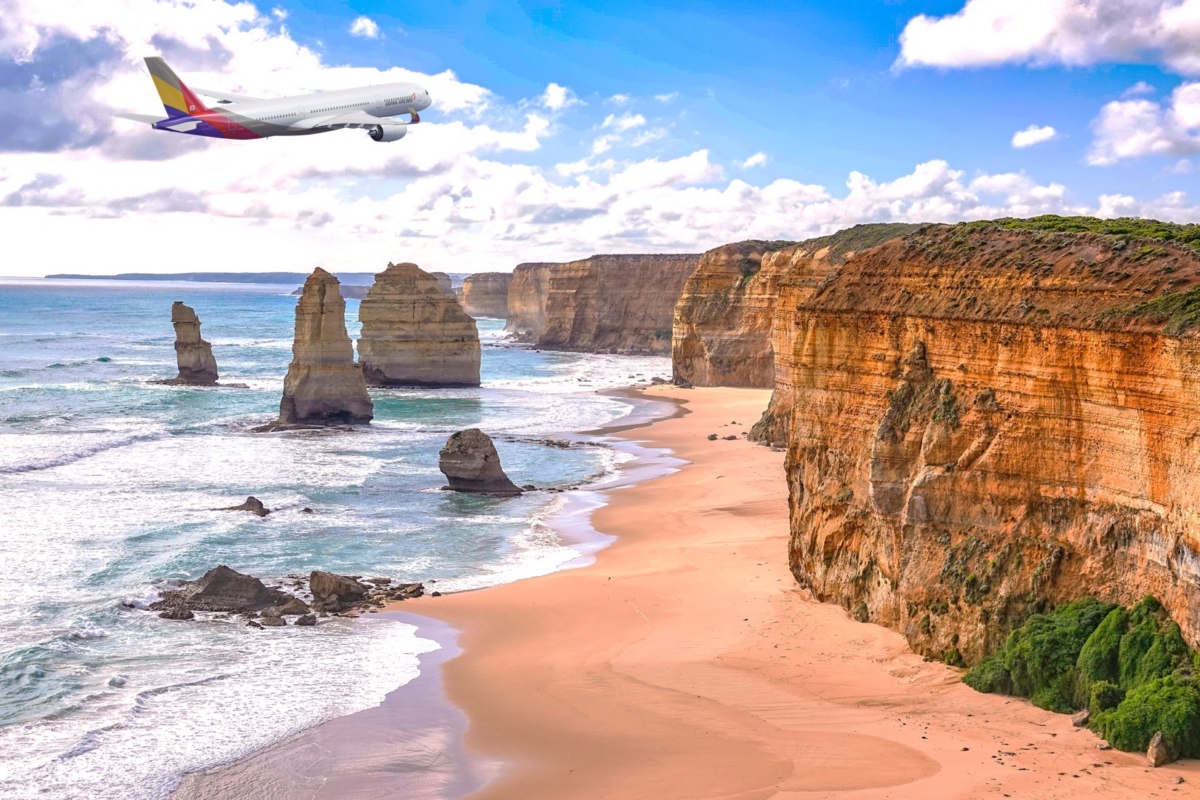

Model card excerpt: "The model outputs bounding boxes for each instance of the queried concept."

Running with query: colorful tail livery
[113,57,432,143]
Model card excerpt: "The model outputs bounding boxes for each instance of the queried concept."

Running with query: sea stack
[170,302,218,384]
[358,262,481,387]
[438,429,521,495]
[277,268,373,426]
[460,272,512,318]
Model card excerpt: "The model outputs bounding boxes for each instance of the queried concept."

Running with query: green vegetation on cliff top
[1108,285,1200,335]
[964,597,1200,757]
[957,215,1200,252]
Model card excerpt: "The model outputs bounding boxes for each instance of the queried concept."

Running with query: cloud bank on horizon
[1,0,1199,277]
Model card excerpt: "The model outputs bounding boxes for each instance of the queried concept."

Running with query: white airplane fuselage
[120,57,432,143]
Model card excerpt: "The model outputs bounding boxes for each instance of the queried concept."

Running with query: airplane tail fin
[144,57,210,119]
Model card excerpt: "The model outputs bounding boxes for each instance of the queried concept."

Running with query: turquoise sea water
[0,279,671,799]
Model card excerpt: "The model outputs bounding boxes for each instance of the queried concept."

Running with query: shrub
[1089,680,1123,716]
[1092,674,1200,756]
[1002,599,1115,713]
[964,656,1012,694]
[1118,597,1192,689]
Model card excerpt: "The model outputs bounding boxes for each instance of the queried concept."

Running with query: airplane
[114,57,432,142]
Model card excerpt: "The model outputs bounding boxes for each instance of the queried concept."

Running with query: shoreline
[175,385,1196,799]
[170,384,683,799]
[404,386,1196,798]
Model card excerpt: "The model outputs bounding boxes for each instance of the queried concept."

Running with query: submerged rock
[358,262,481,387]
[274,268,373,427]
[294,613,317,626]
[438,429,522,495]
[217,496,271,517]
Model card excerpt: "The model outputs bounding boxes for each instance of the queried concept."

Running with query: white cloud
[1088,81,1200,164]
[349,16,379,39]
[602,112,646,132]
[271,7,287,21]
[608,93,631,105]
[654,92,679,103]
[1,0,1199,279]
[540,83,581,111]
[1124,81,1157,97]
[631,128,668,147]
[1011,124,1057,148]
[897,0,1200,75]
[738,152,767,168]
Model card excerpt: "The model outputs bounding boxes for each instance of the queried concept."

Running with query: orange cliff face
[774,223,1200,661]
[508,255,700,354]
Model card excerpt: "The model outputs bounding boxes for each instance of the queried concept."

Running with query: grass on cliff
[957,215,1200,253]
[1107,285,1200,334]
[964,597,1200,756]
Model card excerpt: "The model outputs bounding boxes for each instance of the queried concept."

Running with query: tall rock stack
[277,268,373,425]
[460,272,512,318]
[169,302,219,385]
[358,262,481,387]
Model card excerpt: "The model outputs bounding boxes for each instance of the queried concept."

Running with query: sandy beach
[411,385,1197,799]
[176,385,1198,798]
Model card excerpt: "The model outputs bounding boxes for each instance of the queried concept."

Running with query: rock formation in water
[429,271,453,296]
[357,262,481,387]
[168,302,219,384]
[460,272,512,318]
[767,219,1200,663]
[505,262,555,337]
[217,496,271,517]
[151,565,289,615]
[276,268,374,426]
[438,428,521,494]
[507,255,699,353]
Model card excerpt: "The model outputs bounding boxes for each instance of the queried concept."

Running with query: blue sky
[0,0,1198,276]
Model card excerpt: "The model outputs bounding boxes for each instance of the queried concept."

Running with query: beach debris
[722,435,737,441]
[438,429,522,495]
[300,507,314,514]
[1147,731,1174,767]
[708,434,718,440]
[217,496,271,517]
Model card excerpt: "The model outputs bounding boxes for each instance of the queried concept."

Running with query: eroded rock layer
[170,302,219,384]
[505,263,555,337]
[357,262,480,387]
[511,255,699,353]
[461,272,512,318]
[776,222,1200,661]
[278,268,373,425]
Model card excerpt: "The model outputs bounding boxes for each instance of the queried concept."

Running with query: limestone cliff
[672,226,919,445]
[508,255,699,353]
[505,263,555,337]
[168,301,218,385]
[357,262,481,387]
[276,268,373,425]
[774,220,1200,662]
[460,272,512,318]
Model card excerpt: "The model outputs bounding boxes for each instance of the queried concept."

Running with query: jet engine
[369,123,407,142]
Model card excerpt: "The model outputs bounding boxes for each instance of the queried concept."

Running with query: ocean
[0,279,672,799]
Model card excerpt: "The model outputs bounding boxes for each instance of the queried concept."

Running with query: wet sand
[410,386,1197,798]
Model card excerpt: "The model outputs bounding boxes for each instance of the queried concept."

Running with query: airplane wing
[113,112,168,125]
[292,110,401,130]
[190,87,263,103]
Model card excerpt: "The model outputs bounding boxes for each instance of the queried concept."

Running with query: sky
[2,0,1200,277]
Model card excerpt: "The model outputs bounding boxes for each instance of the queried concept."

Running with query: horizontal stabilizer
[113,111,167,125]
[190,87,262,103]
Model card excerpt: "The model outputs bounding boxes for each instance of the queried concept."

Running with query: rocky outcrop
[671,226,920,445]
[357,262,481,387]
[439,428,521,494]
[429,271,453,296]
[217,496,271,517]
[275,268,373,426]
[772,220,1200,663]
[508,255,700,353]
[505,262,555,336]
[167,302,218,384]
[460,272,512,318]
[151,565,288,615]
